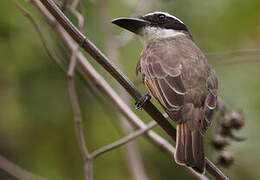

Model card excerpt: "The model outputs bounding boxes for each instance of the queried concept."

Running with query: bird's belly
[184,86,207,107]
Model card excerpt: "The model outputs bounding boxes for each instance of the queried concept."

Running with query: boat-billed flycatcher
[112,11,218,173]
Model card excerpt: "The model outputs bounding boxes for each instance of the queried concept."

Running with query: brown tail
[175,123,205,173]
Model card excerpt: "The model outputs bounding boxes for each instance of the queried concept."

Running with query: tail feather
[175,123,185,164]
[175,123,205,173]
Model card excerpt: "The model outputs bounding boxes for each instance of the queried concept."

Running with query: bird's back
[138,34,213,108]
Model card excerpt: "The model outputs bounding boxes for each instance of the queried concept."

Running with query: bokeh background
[1,0,260,179]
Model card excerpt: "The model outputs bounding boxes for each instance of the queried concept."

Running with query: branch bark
[68,76,93,180]
[66,1,92,179]
[90,121,157,159]
[0,154,45,180]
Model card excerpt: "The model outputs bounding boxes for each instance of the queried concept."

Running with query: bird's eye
[158,14,166,22]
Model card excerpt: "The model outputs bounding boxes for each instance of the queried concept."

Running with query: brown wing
[139,52,186,122]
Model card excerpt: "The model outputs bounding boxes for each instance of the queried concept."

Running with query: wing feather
[142,54,186,117]
[203,71,218,132]
[158,79,184,107]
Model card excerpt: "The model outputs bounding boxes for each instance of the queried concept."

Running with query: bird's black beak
[111,17,150,34]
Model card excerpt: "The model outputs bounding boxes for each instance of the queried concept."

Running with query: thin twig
[212,57,260,67]
[68,77,92,180]
[68,0,84,76]
[67,47,78,77]
[0,154,45,180]
[207,49,260,60]
[90,121,157,159]
[207,49,260,67]
[69,0,84,33]
[37,1,227,179]
[12,0,66,73]
[67,0,92,179]
[29,1,210,179]
[68,55,92,180]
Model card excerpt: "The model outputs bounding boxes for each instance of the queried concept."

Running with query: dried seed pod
[218,123,232,137]
[211,135,228,150]
[229,111,245,130]
[216,151,234,168]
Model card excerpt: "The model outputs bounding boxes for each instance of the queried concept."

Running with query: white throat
[139,26,184,45]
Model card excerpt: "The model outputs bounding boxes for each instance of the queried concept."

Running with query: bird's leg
[135,93,151,110]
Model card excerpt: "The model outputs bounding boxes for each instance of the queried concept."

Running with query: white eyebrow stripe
[144,11,184,24]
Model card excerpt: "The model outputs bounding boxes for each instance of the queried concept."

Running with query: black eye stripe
[141,13,188,32]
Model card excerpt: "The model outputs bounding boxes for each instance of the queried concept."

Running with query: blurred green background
[1,0,260,179]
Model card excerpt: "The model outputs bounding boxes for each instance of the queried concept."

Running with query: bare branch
[0,154,45,180]
[66,1,93,179]
[13,0,66,73]
[68,0,85,77]
[207,49,260,60]
[90,121,157,159]
[67,46,78,77]
[212,57,260,66]
[68,76,92,180]
[28,1,211,179]
[69,0,84,33]
[207,49,260,67]
[119,118,150,180]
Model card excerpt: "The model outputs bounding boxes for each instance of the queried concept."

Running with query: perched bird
[112,11,218,173]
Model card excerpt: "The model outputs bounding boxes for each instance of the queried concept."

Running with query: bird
[112,11,218,173]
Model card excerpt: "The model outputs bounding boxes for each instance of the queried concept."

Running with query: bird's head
[112,11,190,44]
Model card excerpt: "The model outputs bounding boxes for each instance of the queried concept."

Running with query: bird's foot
[135,94,151,110]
